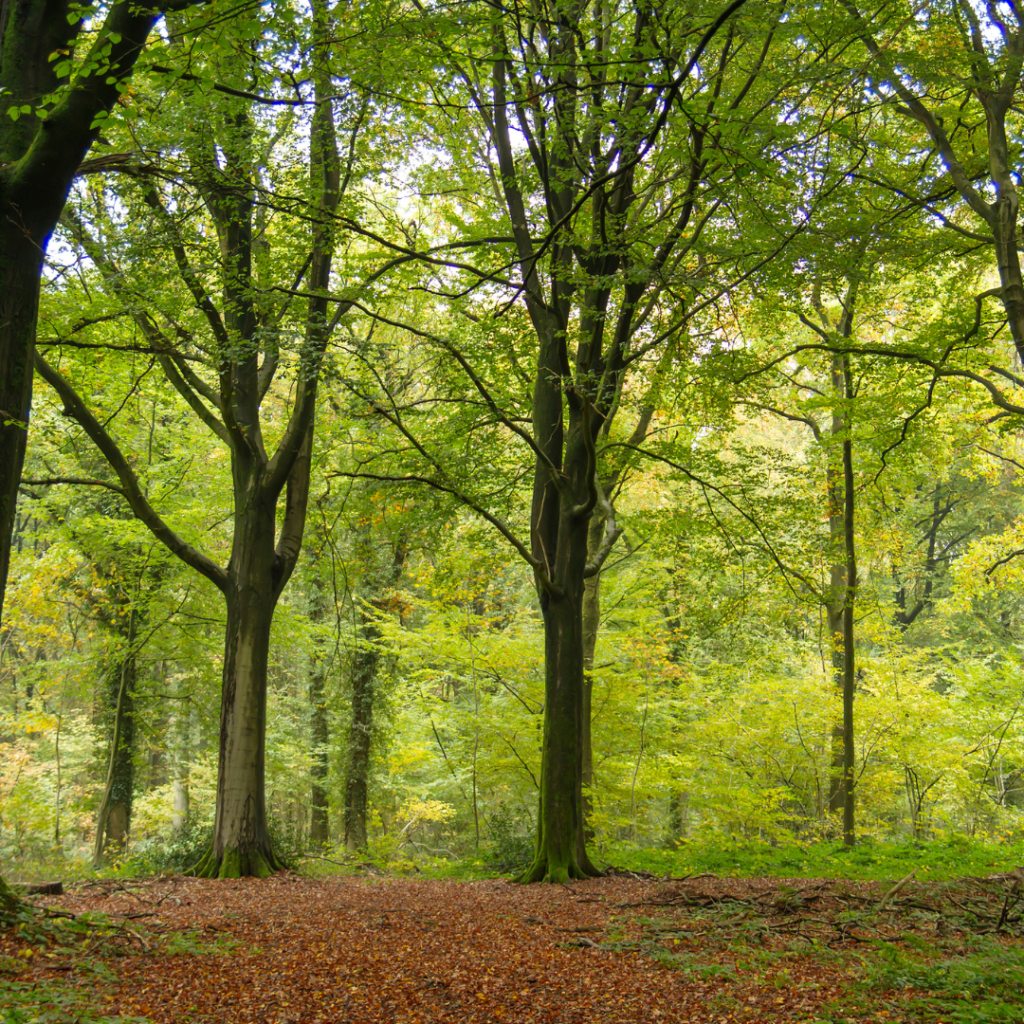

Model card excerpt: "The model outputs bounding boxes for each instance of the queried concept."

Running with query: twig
[879,870,916,909]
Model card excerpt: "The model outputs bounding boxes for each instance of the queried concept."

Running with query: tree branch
[34,352,228,593]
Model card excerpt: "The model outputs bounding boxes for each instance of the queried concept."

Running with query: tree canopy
[3,0,1024,893]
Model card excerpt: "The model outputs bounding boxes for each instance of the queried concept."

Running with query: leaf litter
[2,871,1023,1023]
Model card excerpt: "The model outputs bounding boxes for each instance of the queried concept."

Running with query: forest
[2,0,1024,1020]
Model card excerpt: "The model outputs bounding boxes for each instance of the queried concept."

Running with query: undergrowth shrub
[485,802,534,873]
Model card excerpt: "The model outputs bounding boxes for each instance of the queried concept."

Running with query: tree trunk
[0,230,40,623]
[343,537,405,851]
[194,496,285,879]
[343,608,379,851]
[579,512,604,844]
[309,653,330,847]
[521,582,592,882]
[93,612,137,867]
[824,347,846,818]
[825,598,845,816]
[840,400,857,847]
[521,473,602,882]
[307,547,332,847]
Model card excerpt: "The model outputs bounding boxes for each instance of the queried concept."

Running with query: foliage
[484,802,534,874]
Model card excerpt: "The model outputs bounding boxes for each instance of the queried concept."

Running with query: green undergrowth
[839,936,1024,1024]
[8,834,1023,888]
[0,979,152,1024]
[603,836,1024,881]
[0,898,244,1024]
[0,953,149,1024]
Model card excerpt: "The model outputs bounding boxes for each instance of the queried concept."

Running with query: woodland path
[4,871,1021,1023]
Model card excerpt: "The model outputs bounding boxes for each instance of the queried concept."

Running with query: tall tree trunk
[307,540,332,847]
[93,611,138,867]
[825,351,846,817]
[521,433,602,882]
[840,377,857,847]
[579,512,604,844]
[309,646,330,847]
[814,271,860,842]
[194,495,285,878]
[343,540,405,851]
[343,607,378,851]
[0,231,40,622]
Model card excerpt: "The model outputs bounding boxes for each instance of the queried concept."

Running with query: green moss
[190,843,284,880]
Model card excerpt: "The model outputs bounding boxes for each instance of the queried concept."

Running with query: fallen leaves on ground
[1,871,1021,1023]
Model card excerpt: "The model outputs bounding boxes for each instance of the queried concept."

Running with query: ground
[1,871,1022,1023]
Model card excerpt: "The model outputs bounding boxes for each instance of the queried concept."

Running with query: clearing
[1,871,1022,1023]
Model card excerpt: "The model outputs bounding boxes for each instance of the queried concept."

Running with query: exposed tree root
[190,845,285,879]
[518,852,605,884]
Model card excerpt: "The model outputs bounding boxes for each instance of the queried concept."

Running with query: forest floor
[1,871,1023,1023]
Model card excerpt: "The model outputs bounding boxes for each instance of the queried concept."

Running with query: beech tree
[339,0,809,880]
[33,4,353,876]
